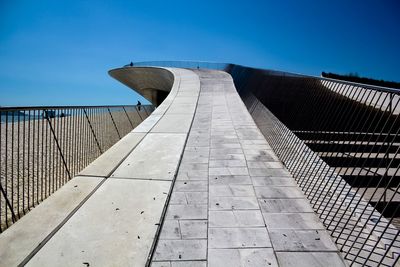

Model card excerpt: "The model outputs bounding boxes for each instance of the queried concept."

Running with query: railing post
[0,183,17,225]
[44,110,71,180]
[122,106,134,128]
[0,111,17,228]
[83,108,103,154]
[135,106,143,121]
[107,108,121,139]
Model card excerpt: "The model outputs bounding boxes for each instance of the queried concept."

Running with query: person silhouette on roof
[137,100,141,111]
[130,62,133,67]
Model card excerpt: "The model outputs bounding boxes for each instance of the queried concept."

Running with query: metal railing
[129,60,228,70]
[231,66,400,266]
[0,104,153,232]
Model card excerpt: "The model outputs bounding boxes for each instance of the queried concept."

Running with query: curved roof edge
[109,67,175,106]
[125,61,399,93]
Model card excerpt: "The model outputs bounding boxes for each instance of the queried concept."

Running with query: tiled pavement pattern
[151,70,346,267]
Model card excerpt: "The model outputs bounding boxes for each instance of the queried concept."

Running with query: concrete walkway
[150,70,346,267]
[0,68,201,266]
[0,67,347,266]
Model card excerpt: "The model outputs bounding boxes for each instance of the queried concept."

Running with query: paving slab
[179,162,209,171]
[247,161,283,168]
[209,196,259,210]
[171,261,206,267]
[111,133,186,180]
[166,103,197,114]
[169,192,188,204]
[210,148,243,155]
[180,150,210,164]
[0,176,103,267]
[185,192,208,204]
[210,153,245,161]
[209,167,249,176]
[174,181,208,192]
[209,210,264,227]
[255,186,306,199]
[245,154,278,162]
[26,179,170,267]
[249,168,291,177]
[276,252,346,267]
[151,262,172,267]
[251,176,297,186]
[259,199,314,213]
[263,213,325,230]
[159,220,181,239]
[172,96,199,104]
[165,204,208,220]
[79,133,145,177]
[177,170,208,180]
[209,175,252,185]
[209,159,247,167]
[208,248,278,267]
[153,239,207,261]
[269,229,338,252]
[151,114,193,133]
[209,185,255,197]
[211,143,242,149]
[208,227,271,248]
[132,114,162,133]
[179,220,208,239]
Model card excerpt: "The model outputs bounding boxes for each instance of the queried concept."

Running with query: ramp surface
[150,70,346,267]
[0,68,346,267]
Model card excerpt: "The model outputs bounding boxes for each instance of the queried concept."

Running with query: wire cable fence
[0,104,153,232]
[230,66,400,266]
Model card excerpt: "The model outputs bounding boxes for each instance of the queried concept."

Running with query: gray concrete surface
[0,176,103,266]
[79,132,145,177]
[26,179,170,267]
[151,70,347,267]
[0,67,201,266]
[0,67,347,267]
[111,133,187,180]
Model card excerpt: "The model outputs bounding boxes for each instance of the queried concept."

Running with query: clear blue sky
[1,0,399,106]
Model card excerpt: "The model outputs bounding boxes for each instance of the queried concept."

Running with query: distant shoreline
[322,72,400,89]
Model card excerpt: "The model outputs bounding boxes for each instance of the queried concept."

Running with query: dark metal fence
[0,105,153,232]
[231,65,400,266]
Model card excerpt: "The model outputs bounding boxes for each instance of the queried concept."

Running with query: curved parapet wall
[0,67,201,266]
[109,67,175,106]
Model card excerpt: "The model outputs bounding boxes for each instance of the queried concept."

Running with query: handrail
[0,105,150,111]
